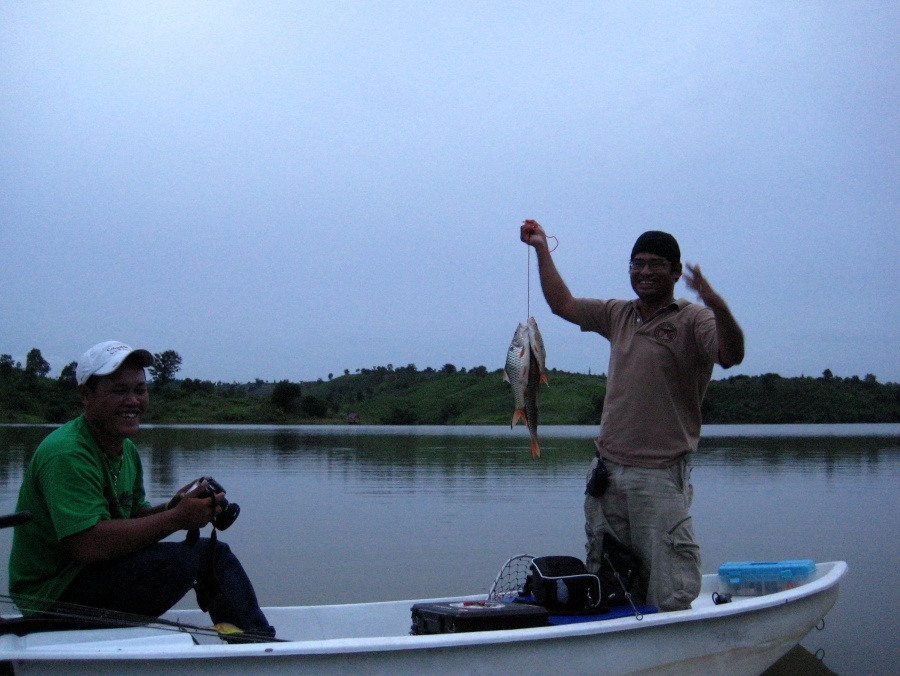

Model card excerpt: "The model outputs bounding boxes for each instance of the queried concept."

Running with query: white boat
[0,560,846,676]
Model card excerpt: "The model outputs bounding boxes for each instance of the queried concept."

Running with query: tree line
[1,349,898,425]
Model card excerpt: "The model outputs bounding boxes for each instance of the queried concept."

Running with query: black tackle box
[410,601,548,635]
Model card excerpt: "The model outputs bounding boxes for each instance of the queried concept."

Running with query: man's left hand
[684,263,722,308]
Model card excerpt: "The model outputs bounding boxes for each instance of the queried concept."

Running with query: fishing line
[526,230,558,319]
[527,246,532,319]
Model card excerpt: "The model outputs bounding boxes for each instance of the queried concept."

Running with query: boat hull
[1,561,846,676]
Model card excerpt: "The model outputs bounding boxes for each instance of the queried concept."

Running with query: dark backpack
[529,556,602,613]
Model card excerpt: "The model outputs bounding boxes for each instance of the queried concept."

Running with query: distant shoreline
[3,364,898,426]
[5,422,898,438]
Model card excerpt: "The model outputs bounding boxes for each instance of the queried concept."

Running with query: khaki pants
[584,456,701,611]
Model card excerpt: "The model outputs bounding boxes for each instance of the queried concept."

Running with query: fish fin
[531,438,541,459]
[511,409,528,429]
[541,373,549,386]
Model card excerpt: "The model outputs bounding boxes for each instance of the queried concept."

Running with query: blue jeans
[54,537,274,638]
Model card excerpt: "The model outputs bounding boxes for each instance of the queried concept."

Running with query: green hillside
[299,366,604,426]
[1,350,898,425]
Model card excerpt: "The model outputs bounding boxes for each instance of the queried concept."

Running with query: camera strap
[193,527,220,613]
[185,528,200,546]
[183,492,220,547]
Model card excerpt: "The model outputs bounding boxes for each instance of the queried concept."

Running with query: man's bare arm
[520,220,580,324]
[64,485,217,564]
[684,263,745,368]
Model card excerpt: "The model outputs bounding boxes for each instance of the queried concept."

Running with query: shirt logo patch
[655,322,677,342]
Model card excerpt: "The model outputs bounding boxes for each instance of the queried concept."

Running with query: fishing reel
[195,476,240,531]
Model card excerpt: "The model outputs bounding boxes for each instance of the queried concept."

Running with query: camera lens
[215,500,240,530]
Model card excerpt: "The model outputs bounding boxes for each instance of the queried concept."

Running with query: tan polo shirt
[577,298,719,468]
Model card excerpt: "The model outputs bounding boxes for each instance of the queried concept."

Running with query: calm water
[0,424,897,675]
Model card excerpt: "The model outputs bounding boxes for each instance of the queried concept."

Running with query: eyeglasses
[629,258,669,272]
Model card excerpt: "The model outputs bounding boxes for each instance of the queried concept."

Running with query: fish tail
[530,437,541,459]
[511,409,528,429]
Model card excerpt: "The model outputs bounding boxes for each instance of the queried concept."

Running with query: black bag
[585,455,609,498]
[598,535,647,608]
[410,602,548,635]
[529,556,601,613]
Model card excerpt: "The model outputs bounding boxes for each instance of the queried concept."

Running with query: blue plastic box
[718,560,816,596]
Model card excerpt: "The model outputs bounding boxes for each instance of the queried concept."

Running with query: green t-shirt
[8,415,151,614]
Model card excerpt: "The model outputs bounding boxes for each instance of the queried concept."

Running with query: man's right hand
[170,480,218,531]
[518,219,579,324]
[521,219,549,252]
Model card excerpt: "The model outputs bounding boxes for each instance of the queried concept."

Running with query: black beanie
[631,231,680,264]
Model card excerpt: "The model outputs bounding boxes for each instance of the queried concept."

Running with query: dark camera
[197,476,240,530]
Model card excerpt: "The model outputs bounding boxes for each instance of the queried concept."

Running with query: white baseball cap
[76,341,154,386]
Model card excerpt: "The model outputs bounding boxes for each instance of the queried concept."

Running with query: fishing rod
[0,593,285,643]
[0,512,32,529]
[0,511,283,643]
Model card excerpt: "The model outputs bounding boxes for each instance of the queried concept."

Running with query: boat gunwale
[0,561,848,661]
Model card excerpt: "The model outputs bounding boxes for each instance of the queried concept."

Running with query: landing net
[487,554,534,601]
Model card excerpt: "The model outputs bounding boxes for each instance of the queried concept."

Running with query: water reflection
[697,435,900,481]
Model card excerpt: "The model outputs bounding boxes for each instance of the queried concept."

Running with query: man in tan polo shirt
[520,221,744,611]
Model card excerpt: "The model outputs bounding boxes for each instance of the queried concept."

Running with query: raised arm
[520,220,580,324]
[684,263,745,368]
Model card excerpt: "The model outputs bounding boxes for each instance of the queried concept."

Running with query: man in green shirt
[9,341,274,639]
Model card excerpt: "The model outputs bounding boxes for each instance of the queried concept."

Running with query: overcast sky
[2,2,898,385]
